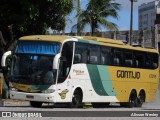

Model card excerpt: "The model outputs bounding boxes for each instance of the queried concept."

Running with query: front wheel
[70,91,82,108]
[30,101,42,108]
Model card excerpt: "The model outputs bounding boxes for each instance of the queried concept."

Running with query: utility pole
[77,0,81,35]
[129,0,137,45]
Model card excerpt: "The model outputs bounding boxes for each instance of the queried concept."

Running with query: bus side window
[145,54,152,69]
[113,49,123,66]
[101,56,105,64]
[90,56,97,63]
[134,53,144,68]
[101,46,110,65]
[88,44,100,64]
[152,53,158,69]
[124,52,133,67]
[125,60,133,67]
[74,54,81,63]
[74,42,88,64]
[113,58,119,65]
[135,60,139,67]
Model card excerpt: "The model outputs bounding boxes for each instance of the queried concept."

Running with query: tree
[0,0,73,86]
[72,0,121,36]
[0,0,73,52]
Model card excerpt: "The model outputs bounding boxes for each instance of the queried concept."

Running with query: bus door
[55,42,74,102]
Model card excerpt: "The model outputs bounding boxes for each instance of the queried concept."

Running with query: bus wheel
[127,90,137,108]
[136,91,145,107]
[92,103,110,108]
[30,101,42,108]
[70,90,83,108]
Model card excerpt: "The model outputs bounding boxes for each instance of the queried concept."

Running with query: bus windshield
[10,41,60,85]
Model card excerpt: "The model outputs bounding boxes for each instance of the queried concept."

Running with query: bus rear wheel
[127,90,137,108]
[121,90,137,108]
[30,101,42,108]
[136,91,145,107]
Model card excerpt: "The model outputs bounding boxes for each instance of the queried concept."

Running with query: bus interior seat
[146,61,150,67]
[101,56,105,64]
[136,60,139,67]
[90,56,97,63]
[125,60,133,67]
[114,58,119,65]
[153,63,157,68]
[74,54,81,63]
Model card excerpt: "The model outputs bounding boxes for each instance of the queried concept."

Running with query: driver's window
[12,55,20,76]
[58,42,73,83]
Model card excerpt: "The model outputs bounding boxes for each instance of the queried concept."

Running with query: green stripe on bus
[78,39,100,45]
[87,64,108,96]
[97,65,117,96]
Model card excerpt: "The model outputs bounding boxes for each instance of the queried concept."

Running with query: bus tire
[127,90,137,108]
[70,89,83,108]
[136,90,145,107]
[30,101,42,108]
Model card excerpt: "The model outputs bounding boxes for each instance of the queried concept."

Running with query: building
[138,0,160,30]
[155,14,160,50]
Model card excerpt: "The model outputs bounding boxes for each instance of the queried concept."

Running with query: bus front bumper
[10,91,55,103]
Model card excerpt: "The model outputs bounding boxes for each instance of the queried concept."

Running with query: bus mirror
[1,51,12,67]
[53,53,61,70]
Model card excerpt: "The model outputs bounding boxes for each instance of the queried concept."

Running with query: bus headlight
[11,87,18,91]
[42,89,55,93]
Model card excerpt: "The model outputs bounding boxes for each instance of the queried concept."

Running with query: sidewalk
[0,99,30,107]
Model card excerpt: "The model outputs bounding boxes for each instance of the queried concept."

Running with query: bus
[1,35,159,108]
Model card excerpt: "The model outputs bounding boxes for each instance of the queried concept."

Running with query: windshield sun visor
[16,41,60,55]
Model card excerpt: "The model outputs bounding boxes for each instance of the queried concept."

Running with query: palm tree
[72,0,121,36]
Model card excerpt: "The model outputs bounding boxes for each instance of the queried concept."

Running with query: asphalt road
[0,89,160,119]
[0,98,160,120]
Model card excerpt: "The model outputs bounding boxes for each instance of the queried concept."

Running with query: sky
[64,0,155,33]
[112,0,155,30]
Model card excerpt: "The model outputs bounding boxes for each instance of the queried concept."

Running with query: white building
[138,0,160,30]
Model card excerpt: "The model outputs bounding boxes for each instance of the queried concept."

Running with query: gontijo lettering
[117,70,140,79]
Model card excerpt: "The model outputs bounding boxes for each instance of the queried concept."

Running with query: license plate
[26,95,34,99]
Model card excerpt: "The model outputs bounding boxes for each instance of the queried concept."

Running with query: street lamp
[129,0,137,45]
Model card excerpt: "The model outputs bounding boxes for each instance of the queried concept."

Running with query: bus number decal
[149,74,157,79]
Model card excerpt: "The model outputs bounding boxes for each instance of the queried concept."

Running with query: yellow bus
[1,35,159,108]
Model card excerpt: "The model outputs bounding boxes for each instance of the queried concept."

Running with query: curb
[0,99,30,107]
[0,100,3,106]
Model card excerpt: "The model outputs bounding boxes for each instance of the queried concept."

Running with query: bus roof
[19,35,158,53]
[19,35,72,43]
[82,36,124,45]
[79,36,158,53]
[19,35,124,45]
